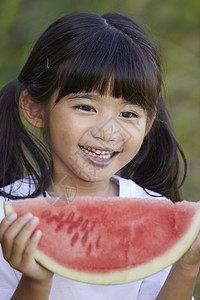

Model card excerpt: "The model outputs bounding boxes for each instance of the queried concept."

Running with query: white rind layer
[4,201,200,285]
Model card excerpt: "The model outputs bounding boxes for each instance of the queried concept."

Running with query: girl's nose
[91,117,124,144]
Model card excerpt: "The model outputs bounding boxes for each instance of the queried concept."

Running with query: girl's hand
[156,234,200,300]
[175,232,200,276]
[175,201,200,275]
[0,212,53,282]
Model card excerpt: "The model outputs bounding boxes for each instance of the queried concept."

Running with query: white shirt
[0,175,193,300]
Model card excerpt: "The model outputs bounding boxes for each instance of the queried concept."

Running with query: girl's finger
[9,216,40,267]
[20,230,55,281]
[1,213,33,260]
[0,213,17,241]
[21,229,42,266]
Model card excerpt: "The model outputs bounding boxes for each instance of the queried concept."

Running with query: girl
[0,12,199,300]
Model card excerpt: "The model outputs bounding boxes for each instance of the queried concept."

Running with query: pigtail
[0,80,51,199]
[0,80,22,187]
[121,96,187,202]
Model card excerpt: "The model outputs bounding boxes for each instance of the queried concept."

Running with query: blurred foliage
[0,0,199,296]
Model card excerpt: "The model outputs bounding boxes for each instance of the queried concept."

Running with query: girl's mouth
[79,146,116,160]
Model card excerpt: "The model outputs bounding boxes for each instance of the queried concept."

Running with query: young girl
[0,12,199,300]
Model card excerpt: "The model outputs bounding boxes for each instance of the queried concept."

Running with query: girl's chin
[72,164,116,183]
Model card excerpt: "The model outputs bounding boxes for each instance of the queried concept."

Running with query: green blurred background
[0,0,199,296]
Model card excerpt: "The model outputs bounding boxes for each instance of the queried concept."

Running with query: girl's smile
[79,145,118,167]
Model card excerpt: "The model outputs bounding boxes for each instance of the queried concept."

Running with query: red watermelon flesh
[4,197,200,285]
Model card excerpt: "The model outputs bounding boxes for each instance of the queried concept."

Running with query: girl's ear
[145,108,157,136]
[20,91,45,128]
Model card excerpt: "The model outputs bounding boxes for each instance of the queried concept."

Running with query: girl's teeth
[80,146,114,159]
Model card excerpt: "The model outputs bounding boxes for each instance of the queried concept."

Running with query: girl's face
[45,91,152,184]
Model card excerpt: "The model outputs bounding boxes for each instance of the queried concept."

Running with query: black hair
[0,12,187,201]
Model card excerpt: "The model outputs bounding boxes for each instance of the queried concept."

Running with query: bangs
[56,27,161,111]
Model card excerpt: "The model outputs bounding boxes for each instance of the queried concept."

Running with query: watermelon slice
[4,197,200,285]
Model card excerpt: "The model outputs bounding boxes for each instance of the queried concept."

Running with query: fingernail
[23,212,32,220]
[7,212,17,221]
[33,229,42,240]
[30,216,39,225]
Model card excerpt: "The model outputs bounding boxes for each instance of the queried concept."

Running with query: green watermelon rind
[4,202,13,215]
[4,201,200,285]
[35,208,200,284]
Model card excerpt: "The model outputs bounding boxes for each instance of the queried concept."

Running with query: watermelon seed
[172,213,176,229]
[65,211,75,223]
[96,235,101,249]
[86,243,92,256]
[46,214,61,224]
[71,232,79,246]
[81,231,88,246]
[55,221,65,232]
[67,216,84,234]
[81,219,88,231]
[46,215,54,224]
[58,212,65,220]
[72,216,83,228]
[67,224,73,234]
[53,214,62,222]
[75,216,83,226]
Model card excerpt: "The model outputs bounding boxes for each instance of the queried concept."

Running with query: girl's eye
[119,111,138,118]
[75,105,96,112]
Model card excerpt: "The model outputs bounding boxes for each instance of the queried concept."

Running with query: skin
[45,91,152,197]
[0,90,199,299]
